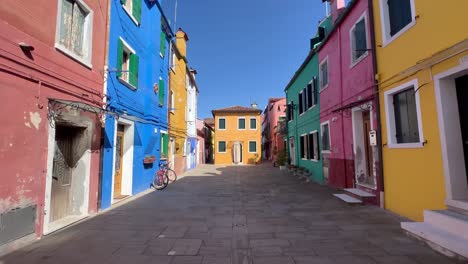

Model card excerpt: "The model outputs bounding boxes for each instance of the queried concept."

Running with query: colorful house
[100,0,171,209]
[186,69,199,171]
[317,0,381,204]
[284,16,332,184]
[0,0,108,248]
[261,98,287,163]
[372,0,468,256]
[204,118,215,164]
[212,106,262,165]
[196,119,206,166]
[168,29,189,176]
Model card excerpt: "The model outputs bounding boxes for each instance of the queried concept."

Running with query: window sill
[321,150,331,154]
[160,52,164,58]
[319,84,329,93]
[307,105,317,111]
[118,77,137,90]
[386,142,424,149]
[122,6,140,26]
[350,52,369,69]
[381,20,416,48]
[310,159,319,163]
[55,44,92,69]
[238,128,246,131]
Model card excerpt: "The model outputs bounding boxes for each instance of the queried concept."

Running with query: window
[249,141,257,153]
[350,14,368,65]
[158,77,165,106]
[319,58,328,90]
[170,48,177,71]
[287,101,294,121]
[117,38,139,89]
[308,132,319,161]
[321,121,331,152]
[379,0,415,45]
[218,141,226,153]
[160,30,166,57]
[169,90,174,113]
[160,131,168,158]
[300,134,308,159]
[298,92,304,114]
[218,118,226,130]
[307,77,318,108]
[55,0,93,66]
[250,118,257,130]
[384,79,423,147]
[238,118,246,130]
[121,0,141,25]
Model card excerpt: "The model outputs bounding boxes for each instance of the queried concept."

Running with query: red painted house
[0,0,108,252]
[262,98,287,163]
[318,0,382,205]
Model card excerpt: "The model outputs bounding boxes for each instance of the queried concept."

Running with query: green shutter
[116,39,123,78]
[120,0,126,5]
[129,53,139,88]
[133,0,141,24]
[158,79,165,106]
[162,134,169,157]
[160,31,166,57]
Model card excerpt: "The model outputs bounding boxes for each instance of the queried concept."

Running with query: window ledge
[122,5,140,26]
[350,52,369,69]
[319,84,329,93]
[307,105,317,111]
[310,159,319,163]
[386,142,424,149]
[321,150,331,154]
[55,44,92,69]
[381,20,416,48]
[118,77,137,90]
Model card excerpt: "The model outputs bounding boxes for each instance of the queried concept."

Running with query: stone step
[424,210,468,240]
[401,222,468,258]
[344,188,375,198]
[333,194,362,204]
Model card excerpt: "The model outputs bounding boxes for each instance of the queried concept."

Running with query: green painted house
[285,16,331,184]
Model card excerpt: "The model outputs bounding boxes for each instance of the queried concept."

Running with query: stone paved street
[1,164,466,264]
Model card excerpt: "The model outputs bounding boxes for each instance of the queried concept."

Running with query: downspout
[338,26,348,188]
[368,0,385,208]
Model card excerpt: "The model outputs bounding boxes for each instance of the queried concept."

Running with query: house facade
[196,119,205,166]
[212,106,262,165]
[285,16,331,184]
[262,98,287,163]
[372,0,468,256]
[168,29,189,176]
[0,0,108,249]
[204,118,215,164]
[186,69,199,171]
[100,0,171,209]
[318,0,381,204]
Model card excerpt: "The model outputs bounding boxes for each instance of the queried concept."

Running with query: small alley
[1,163,464,264]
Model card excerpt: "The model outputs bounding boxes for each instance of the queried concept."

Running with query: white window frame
[310,130,319,162]
[319,57,329,91]
[118,37,137,90]
[248,141,257,153]
[169,90,175,114]
[218,141,227,153]
[249,117,257,130]
[238,117,246,130]
[349,11,370,68]
[299,90,305,116]
[321,121,331,153]
[218,117,226,130]
[170,47,177,73]
[288,100,294,123]
[55,0,94,68]
[384,79,424,148]
[300,133,308,160]
[378,0,416,47]
[307,79,316,110]
[122,0,140,26]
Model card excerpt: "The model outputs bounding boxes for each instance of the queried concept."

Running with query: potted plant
[276,149,287,170]
[143,155,156,164]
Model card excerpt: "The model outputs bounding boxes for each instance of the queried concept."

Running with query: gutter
[368,0,385,206]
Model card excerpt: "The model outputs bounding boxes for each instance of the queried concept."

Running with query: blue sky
[161,0,328,119]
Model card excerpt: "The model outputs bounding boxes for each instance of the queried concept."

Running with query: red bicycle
[152,161,177,190]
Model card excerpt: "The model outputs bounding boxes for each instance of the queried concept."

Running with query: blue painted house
[101,0,172,209]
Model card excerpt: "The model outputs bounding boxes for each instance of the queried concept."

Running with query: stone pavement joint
[0,163,466,264]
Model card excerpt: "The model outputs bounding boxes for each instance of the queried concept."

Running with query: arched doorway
[232,142,243,164]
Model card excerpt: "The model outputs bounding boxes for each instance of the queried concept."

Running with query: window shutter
[307,84,313,107]
[162,134,168,157]
[158,79,165,106]
[116,39,124,78]
[120,0,126,5]
[314,133,319,160]
[160,31,166,56]
[133,0,141,24]
[307,134,312,160]
[298,93,303,114]
[313,78,318,105]
[129,53,139,88]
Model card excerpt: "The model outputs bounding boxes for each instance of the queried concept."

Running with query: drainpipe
[368,0,385,208]
[338,26,348,188]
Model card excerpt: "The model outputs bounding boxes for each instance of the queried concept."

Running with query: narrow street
[1,163,463,264]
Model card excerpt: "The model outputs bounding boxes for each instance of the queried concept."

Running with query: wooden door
[51,126,74,222]
[456,75,468,185]
[113,125,125,198]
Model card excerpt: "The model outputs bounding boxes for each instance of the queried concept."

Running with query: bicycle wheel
[166,169,177,183]
[152,171,169,190]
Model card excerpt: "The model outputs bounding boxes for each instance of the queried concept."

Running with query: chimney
[324,0,345,23]
[251,102,258,109]
[176,28,189,57]
[189,68,197,80]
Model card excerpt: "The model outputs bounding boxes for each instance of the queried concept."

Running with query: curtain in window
[321,62,328,87]
[393,89,419,143]
[387,0,412,36]
[60,0,73,48]
[71,3,86,56]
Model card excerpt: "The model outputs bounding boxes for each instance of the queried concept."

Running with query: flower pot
[279,165,286,170]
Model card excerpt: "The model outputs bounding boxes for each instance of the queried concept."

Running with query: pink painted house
[261,98,287,164]
[0,0,108,251]
[318,0,382,205]
[196,119,206,166]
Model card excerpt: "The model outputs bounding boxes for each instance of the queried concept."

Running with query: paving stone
[171,256,203,264]
[159,226,189,238]
[202,256,232,264]
[252,256,294,264]
[143,239,176,256]
[249,239,290,248]
[251,246,282,256]
[168,239,202,256]
[293,256,335,264]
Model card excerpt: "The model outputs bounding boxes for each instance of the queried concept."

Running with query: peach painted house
[261,98,287,163]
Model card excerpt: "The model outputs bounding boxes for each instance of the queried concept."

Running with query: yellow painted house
[212,106,262,165]
[373,0,468,257]
[168,29,189,175]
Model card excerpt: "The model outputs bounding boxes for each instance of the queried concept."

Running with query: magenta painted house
[196,119,206,166]
[318,0,382,205]
[0,0,108,250]
[262,98,287,163]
